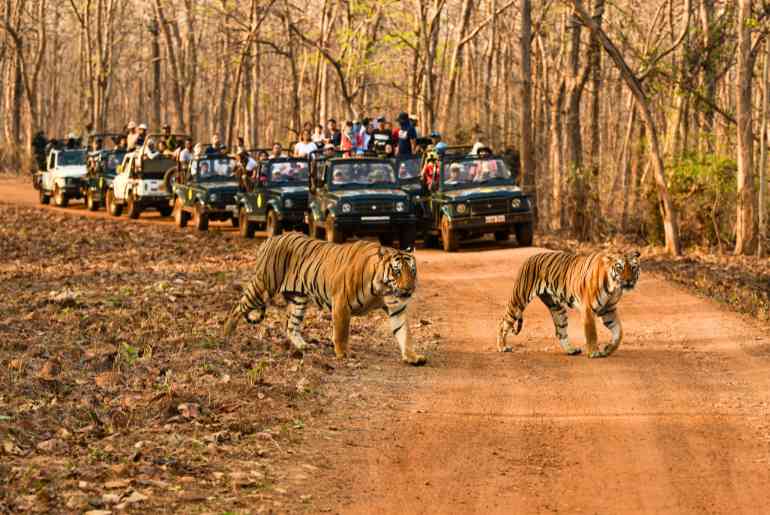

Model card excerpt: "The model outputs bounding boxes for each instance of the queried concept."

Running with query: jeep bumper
[448,212,533,231]
[333,214,417,234]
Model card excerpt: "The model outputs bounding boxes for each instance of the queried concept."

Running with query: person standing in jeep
[396,112,417,156]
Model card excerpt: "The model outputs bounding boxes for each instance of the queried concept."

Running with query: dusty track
[4,175,770,513]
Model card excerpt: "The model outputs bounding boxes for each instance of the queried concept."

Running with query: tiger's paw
[498,346,513,353]
[565,347,582,356]
[587,350,608,359]
[404,354,428,366]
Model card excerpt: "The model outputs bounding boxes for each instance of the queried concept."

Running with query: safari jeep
[172,154,240,231]
[307,157,416,248]
[83,137,127,211]
[35,148,88,207]
[107,151,176,219]
[419,148,534,252]
[235,157,309,238]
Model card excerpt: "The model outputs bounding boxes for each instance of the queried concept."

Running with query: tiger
[223,232,427,366]
[497,250,640,358]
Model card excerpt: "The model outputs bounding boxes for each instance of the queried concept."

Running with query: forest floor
[1,175,770,514]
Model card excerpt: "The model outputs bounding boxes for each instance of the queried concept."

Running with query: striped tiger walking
[224,232,427,365]
[497,250,640,358]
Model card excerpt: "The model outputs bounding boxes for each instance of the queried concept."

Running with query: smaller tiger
[497,250,640,358]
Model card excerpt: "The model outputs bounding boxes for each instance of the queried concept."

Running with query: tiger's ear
[626,250,641,260]
[378,246,387,257]
[403,246,415,254]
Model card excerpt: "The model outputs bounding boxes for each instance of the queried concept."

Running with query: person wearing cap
[396,112,417,156]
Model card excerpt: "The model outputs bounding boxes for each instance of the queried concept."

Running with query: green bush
[643,153,737,249]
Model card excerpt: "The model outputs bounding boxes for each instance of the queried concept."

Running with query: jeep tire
[174,198,189,228]
[514,222,534,247]
[39,189,50,205]
[106,190,122,216]
[266,210,282,237]
[53,185,69,207]
[494,230,510,242]
[86,190,99,211]
[239,208,256,238]
[158,204,173,217]
[193,204,209,231]
[127,194,142,219]
[399,224,417,250]
[308,213,324,240]
[325,217,344,244]
[230,216,239,228]
[441,214,459,252]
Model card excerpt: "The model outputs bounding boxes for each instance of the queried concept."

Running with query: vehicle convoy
[82,134,126,211]
[235,157,310,238]
[172,154,240,231]
[418,146,534,252]
[307,157,416,248]
[34,147,88,207]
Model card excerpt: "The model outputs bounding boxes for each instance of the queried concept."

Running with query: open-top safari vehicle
[417,146,534,251]
[34,145,88,208]
[172,153,240,231]
[82,133,126,211]
[307,156,416,248]
[234,156,310,238]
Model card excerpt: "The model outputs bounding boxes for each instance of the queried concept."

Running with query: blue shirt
[397,122,416,155]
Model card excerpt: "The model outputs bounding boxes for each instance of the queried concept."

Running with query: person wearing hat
[128,123,146,150]
[396,112,417,156]
[446,163,463,185]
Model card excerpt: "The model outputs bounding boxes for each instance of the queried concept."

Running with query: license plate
[485,215,506,224]
[226,204,237,212]
[361,216,390,222]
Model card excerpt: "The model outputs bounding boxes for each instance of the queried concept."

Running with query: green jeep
[307,157,416,248]
[418,147,534,251]
[172,154,240,231]
[235,157,309,238]
[83,134,126,211]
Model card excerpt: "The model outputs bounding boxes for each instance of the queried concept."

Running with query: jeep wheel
[127,194,142,219]
[308,213,325,240]
[399,225,417,250]
[514,222,534,247]
[494,230,510,242]
[193,204,209,231]
[86,191,99,211]
[106,190,123,216]
[239,208,256,238]
[39,189,50,205]
[230,216,239,228]
[174,198,189,228]
[378,233,394,248]
[158,205,173,217]
[266,210,282,237]
[441,215,459,252]
[53,185,69,207]
[325,217,344,244]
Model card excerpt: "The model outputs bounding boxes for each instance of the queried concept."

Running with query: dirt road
[4,175,770,513]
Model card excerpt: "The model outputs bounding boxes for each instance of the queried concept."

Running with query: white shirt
[294,141,318,157]
[179,148,193,163]
[245,157,257,172]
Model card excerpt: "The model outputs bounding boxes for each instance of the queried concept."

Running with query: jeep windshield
[59,150,87,166]
[191,158,236,182]
[394,157,421,183]
[329,162,397,188]
[268,161,309,184]
[441,158,513,190]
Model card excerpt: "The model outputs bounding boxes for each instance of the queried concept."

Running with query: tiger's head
[605,250,641,292]
[377,246,417,299]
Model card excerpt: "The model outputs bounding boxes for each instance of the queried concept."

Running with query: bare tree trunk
[735,0,757,255]
[149,18,161,130]
[570,0,681,254]
[519,0,535,197]
[759,39,768,257]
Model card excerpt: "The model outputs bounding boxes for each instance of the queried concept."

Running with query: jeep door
[113,156,132,201]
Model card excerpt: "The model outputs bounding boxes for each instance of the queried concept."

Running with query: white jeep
[107,152,176,219]
[36,148,88,207]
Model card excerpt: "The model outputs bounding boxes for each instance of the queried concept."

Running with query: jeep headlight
[456,203,468,215]
[209,193,218,202]
[285,198,294,209]
[341,202,352,214]
[395,201,406,212]
[511,198,522,209]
